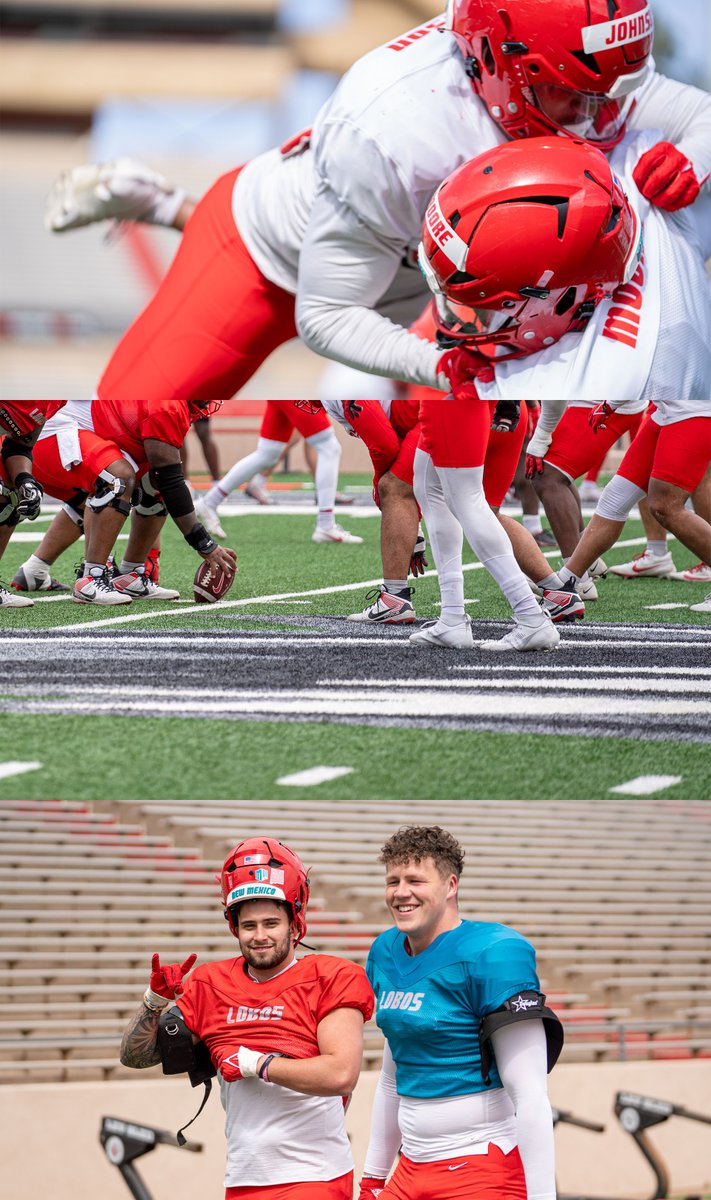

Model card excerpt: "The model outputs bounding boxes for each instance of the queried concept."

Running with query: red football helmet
[419,137,642,359]
[446,0,653,151]
[220,837,311,945]
[187,399,223,423]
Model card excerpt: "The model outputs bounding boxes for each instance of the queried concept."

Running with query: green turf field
[0,490,709,802]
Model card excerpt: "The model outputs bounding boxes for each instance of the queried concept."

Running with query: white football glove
[45,158,187,233]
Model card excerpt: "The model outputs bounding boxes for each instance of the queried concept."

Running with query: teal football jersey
[366,920,540,1098]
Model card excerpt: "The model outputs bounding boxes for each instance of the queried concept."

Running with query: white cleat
[576,576,599,601]
[609,549,676,579]
[409,616,474,649]
[480,614,560,653]
[11,564,70,592]
[0,584,33,608]
[45,158,185,232]
[312,524,363,545]
[195,497,227,541]
[112,571,180,601]
[588,557,608,579]
[244,477,272,505]
[670,561,711,583]
[73,570,132,606]
[690,591,711,613]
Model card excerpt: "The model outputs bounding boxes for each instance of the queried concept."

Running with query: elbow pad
[1,436,34,464]
[480,992,564,1085]
[149,462,194,520]
[157,1006,216,1087]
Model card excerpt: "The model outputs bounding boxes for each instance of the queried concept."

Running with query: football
[193,556,237,604]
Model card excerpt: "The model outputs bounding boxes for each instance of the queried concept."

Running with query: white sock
[647,540,667,557]
[25,553,50,574]
[413,449,465,616]
[439,465,540,617]
[384,579,408,595]
[539,573,562,590]
[523,514,543,534]
[119,560,144,575]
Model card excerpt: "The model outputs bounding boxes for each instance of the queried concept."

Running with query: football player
[416,131,710,637]
[0,401,65,608]
[51,395,237,603]
[359,825,562,1199]
[43,1,707,516]
[119,838,374,1199]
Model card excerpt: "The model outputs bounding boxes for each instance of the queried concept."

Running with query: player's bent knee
[255,437,287,470]
[596,474,646,523]
[88,462,136,519]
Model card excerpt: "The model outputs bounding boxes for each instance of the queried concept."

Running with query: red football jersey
[93,392,192,465]
[0,402,67,445]
[177,952,374,1074]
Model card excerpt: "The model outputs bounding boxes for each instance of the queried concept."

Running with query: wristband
[185,523,218,556]
[143,987,171,1012]
[257,1051,283,1082]
[13,472,34,487]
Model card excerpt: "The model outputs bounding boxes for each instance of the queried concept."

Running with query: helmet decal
[219,838,311,945]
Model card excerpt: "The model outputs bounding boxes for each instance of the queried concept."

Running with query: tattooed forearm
[120,1003,162,1068]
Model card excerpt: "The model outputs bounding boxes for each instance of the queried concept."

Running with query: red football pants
[31,431,123,504]
[97,168,298,408]
[418,393,526,504]
[618,415,711,494]
[545,405,648,482]
[259,400,330,442]
[225,1171,352,1199]
[382,1146,527,1200]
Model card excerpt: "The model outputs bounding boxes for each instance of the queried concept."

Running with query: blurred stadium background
[1,2,710,1198]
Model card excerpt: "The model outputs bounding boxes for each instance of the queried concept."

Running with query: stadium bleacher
[1,798,709,1083]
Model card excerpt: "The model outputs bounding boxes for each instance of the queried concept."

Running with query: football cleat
[576,575,599,601]
[588,557,608,579]
[578,481,603,503]
[541,582,585,623]
[609,549,676,579]
[689,591,711,613]
[195,497,227,541]
[533,528,558,548]
[670,561,711,583]
[45,158,185,233]
[480,613,560,653]
[11,564,70,592]
[244,476,272,506]
[409,615,474,649]
[312,524,363,545]
[112,571,180,601]
[73,569,132,606]
[0,583,33,608]
[347,587,415,624]
[335,491,355,506]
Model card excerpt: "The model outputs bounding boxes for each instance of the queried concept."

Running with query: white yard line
[323,677,711,695]
[8,691,709,719]
[0,761,42,780]
[451,664,711,676]
[36,537,650,632]
[276,766,354,787]
[609,775,683,796]
[644,603,690,611]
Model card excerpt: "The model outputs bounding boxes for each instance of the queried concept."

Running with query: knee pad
[88,468,132,518]
[596,474,646,523]
[306,428,340,457]
[62,491,87,531]
[0,481,18,526]
[133,473,167,519]
[255,437,287,470]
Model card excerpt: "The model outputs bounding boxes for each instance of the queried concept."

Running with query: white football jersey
[232,15,711,390]
[476,132,711,420]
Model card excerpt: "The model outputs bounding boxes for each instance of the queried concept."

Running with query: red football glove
[436,346,494,399]
[358,1179,387,1199]
[526,401,540,439]
[149,952,197,1001]
[632,141,705,212]
[410,533,428,577]
[589,401,614,433]
[525,454,545,480]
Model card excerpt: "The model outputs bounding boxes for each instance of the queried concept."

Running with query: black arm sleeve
[479,991,564,1085]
